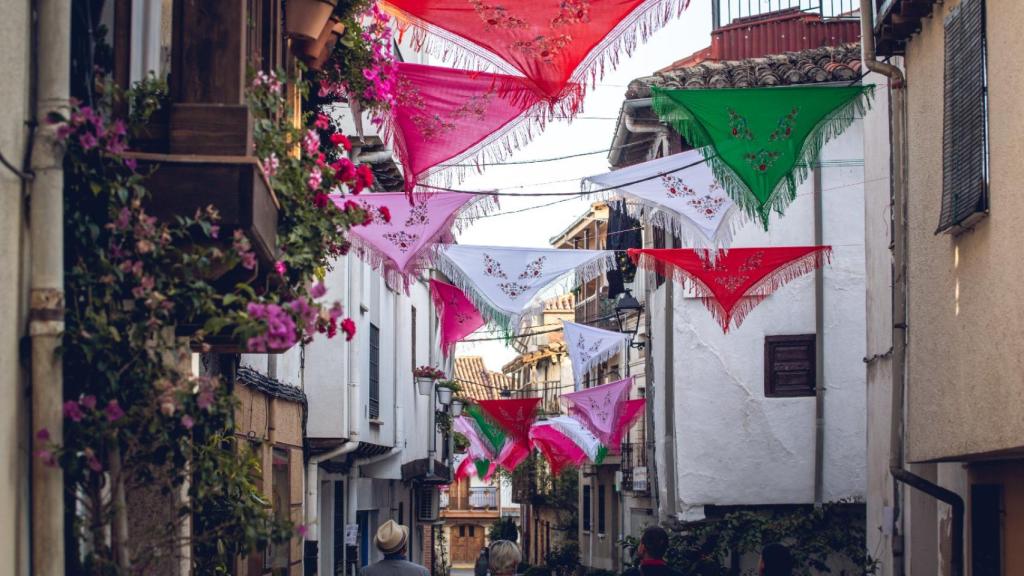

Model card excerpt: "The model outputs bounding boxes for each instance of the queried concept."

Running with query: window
[411,306,417,373]
[469,526,475,537]
[764,335,816,397]
[938,0,989,234]
[971,484,1002,574]
[597,485,606,534]
[269,448,291,572]
[582,485,592,531]
[369,324,380,419]
[333,481,345,574]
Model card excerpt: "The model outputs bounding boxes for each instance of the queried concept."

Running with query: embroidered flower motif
[512,34,573,63]
[576,334,601,363]
[396,77,427,111]
[715,275,748,293]
[498,282,530,299]
[737,251,765,272]
[687,195,727,220]
[769,107,799,141]
[383,231,420,253]
[661,174,695,198]
[451,91,495,121]
[469,0,528,30]
[411,114,456,141]
[404,202,430,227]
[455,311,473,325]
[517,256,546,280]
[360,202,391,225]
[483,254,508,279]
[551,0,591,27]
[727,108,754,140]
[744,149,780,172]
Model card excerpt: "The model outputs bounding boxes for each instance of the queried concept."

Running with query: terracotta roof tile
[454,356,514,400]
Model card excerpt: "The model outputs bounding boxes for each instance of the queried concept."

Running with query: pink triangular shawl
[335,192,496,292]
[560,376,632,445]
[529,423,587,476]
[430,279,485,358]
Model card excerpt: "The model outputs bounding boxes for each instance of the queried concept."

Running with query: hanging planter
[295,15,342,62]
[416,377,434,396]
[285,0,338,41]
[436,386,453,406]
[308,20,346,70]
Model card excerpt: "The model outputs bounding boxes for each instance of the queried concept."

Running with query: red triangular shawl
[477,398,541,447]
[606,399,645,454]
[430,279,486,357]
[560,376,632,446]
[628,246,832,333]
[496,440,531,472]
[382,0,689,108]
[386,62,557,195]
[529,423,587,476]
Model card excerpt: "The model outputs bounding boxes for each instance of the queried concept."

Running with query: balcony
[620,442,650,494]
[713,0,860,29]
[469,487,499,510]
[574,295,618,331]
[872,0,938,55]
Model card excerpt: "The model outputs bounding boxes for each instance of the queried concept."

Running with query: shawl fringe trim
[350,194,499,293]
[435,250,614,340]
[383,0,689,113]
[651,85,874,229]
[631,247,832,332]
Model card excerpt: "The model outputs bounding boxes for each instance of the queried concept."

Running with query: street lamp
[614,289,645,349]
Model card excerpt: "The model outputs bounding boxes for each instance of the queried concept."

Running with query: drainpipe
[859,3,964,576]
[813,166,825,508]
[29,1,69,575]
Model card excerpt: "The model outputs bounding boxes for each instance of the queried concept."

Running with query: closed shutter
[764,334,816,397]
[582,485,592,531]
[937,0,988,234]
[369,324,380,419]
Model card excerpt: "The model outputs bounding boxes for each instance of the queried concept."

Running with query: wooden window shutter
[369,324,380,419]
[764,335,816,397]
[938,0,989,234]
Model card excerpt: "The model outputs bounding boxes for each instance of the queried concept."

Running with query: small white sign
[345,523,359,546]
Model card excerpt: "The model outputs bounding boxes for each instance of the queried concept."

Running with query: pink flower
[332,158,357,183]
[63,400,84,423]
[353,164,375,194]
[84,448,103,472]
[35,449,57,467]
[80,395,97,410]
[311,282,327,299]
[330,133,352,152]
[79,131,98,150]
[36,428,51,442]
[379,206,391,223]
[124,157,138,171]
[314,114,330,131]
[197,388,214,411]
[181,415,194,430]
[105,400,125,422]
[261,153,279,178]
[307,166,323,191]
[341,317,357,341]
[296,524,310,538]
[313,191,330,209]
[274,260,287,276]
[302,129,321,157]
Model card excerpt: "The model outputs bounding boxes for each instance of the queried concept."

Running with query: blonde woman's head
[488,540,521,575]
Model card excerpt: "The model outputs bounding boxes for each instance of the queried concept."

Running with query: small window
[938,0,989,234]
[582,485,592,531]
[469,525,475,537]
[764,335,816,397]
[597,485,606,534]
[369,324,380,419]
[459,526,466,537]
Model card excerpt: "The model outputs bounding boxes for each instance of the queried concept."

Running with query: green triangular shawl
[474,459,492,479]
[651,84,874,228]
[465,404,506,456]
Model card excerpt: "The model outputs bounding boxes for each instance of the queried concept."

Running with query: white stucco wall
[649,124,868,515]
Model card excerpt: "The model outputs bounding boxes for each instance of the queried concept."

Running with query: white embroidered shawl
[562,320,629,390]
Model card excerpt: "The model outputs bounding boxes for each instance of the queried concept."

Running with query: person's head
[374,520,409,556]
[636,525,670,561]
[759,543,794,576]
[488,540,522,575]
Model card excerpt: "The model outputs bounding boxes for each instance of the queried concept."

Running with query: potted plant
[285,0,338,40]
[414,365,445,396]
[294,15,343,66]
[435,380,461,406]
[450,397,466,417]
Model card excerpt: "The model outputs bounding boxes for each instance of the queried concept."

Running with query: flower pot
[416,377,434,396]
[436,387,453,406]
[285,0,338,41]
[450,399,464,417]
[296,15,340,59]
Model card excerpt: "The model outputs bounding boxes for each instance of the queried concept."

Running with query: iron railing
[574,296,618,331]
[713,0,859,29]
[469,487,498,509]
[620,442,650,494]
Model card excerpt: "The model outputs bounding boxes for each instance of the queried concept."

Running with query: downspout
[859,3,964,576]
[29,1,69,576]
[813,166,825,507]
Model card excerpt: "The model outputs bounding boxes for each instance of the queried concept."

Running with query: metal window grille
[938,0,989,234]
[369,323,380,419]
[713,0,859,29]
[582,485,592,531]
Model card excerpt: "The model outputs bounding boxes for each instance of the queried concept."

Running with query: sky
[448,2,714,371]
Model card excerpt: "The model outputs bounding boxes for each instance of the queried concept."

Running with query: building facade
[865,0,1024,574]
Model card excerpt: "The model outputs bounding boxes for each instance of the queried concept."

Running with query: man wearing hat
[362,520,429,576]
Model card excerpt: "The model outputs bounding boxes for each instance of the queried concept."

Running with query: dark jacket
[474,553,490,576]
[361,555,430,576]
[621,562,681,576]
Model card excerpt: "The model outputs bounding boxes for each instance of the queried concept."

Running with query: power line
[435,140,649,168]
